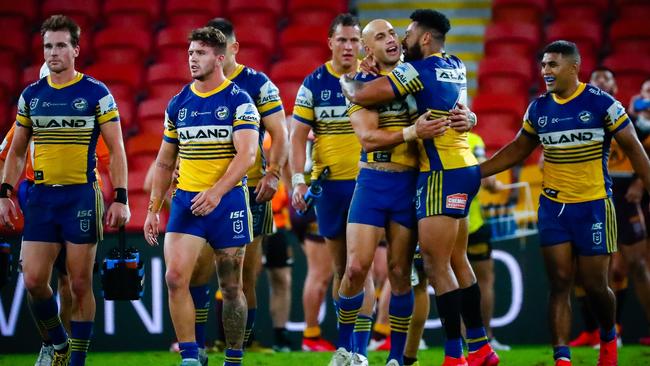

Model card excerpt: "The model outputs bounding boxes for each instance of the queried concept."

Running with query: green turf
[1,346,649,365]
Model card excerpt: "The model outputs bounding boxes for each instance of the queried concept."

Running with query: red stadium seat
[235,27,276,57]
[275,81,302,114]
[545,21,602,61]
[484,23,540,58]
[165,0,221,28]
[94,27,152,65]
[0,65,19,101]
[42,0,100,31]
[287,0,347,26]
[137,98,168,135]
[146,63,190,99]
[236,49,269,74]
[115,97,135,132]
[125,191,168,232]
[126,132,163,157]
[616,0,650,20]
[280,25,330,62]
[472,93,528,131]
[129,153,156,171]
[552,0,609,21]
[478,57,534,94]
[603,54,650,108]
[227,0,283,21]
[0,0,38,31]
[0,30,29,66]
[22,64,42,86]
[609,21,650,54]
[492,0,547,24]
[85,62,143,101]
[156,27,192,65]
[231,13,277,31]
[103,0,162,29]
[270,60,321,84]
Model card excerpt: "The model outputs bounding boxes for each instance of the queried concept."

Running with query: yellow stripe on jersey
[418,110,477,171]
[607,114,628,133]
[605,198,617,253]
[543,142,603,164]
[47,73,83,89]
[294,105,315,123]
[97,109,119,124]
[522,119,537,135]
[426,170,443,216]
[16,114,31,127]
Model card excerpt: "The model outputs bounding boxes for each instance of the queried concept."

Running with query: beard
[403,42,424,62]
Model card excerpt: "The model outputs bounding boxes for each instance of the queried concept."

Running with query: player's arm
[480,132,539,178]
[0,125,18,178]
[289,119,311,211]
[100,120,130,228]
[255,110,289,202]
[340,74,397,107]
[0,125,30,228]
[144,141,179,245]
[615,123,650,194]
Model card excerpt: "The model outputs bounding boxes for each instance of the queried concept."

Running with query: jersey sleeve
[293,76,315,125]
[163,102,179,144]
[0,125,16,161]
[95,84,120,124]
[233,91,261,131]
[15,91,33,128]
[603,95,630,134]
[255,73,284,117]
[387,62,424,97]
[520,102,538,138]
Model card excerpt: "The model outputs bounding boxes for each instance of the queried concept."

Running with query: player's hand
[291,183,308,212]
[105,202,130,228]
[143,212,160,246]
[191,186,222,216]
[0,198,18,229]
[359,54,379,76]
[448,102,476,132]
[625,179,644,203]
[255,174,279,203]
[415,111,448,139]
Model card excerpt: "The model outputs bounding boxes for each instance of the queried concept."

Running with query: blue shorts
[17,179,34,211]
[247,186,274,237]
[23,182,104,244]
[167,186,253,249]
[348,168,417,229]
[538,195,617,256]
[314,180,356,239]
[415,165,481,220]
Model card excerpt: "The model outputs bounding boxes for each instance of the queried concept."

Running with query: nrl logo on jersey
[30,98,39,110]
[321,90,331,101]
[178,108,187,121]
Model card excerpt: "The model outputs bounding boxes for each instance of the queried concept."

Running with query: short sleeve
[15,93,32,127]
[233,91,260,131]
[604,98,630,134]
[163,103,178,144]
[96,92,120,124]
[255,73,284,117]
[387,62,424,97]
[520,102,538,138]
[293,77,315,125]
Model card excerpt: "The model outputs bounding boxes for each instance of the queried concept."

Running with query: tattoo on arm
[156,161,175,171]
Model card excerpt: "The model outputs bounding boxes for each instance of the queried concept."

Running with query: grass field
[1,346,649,366]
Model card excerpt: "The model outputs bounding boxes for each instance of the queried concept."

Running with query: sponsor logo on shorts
[446,193,468,210]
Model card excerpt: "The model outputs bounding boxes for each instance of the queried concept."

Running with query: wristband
[291,173,306,188]
[0,183,13,198]
[402,125,418,142]
[148,197,164,213]
[468,111,478,127]
[114,188,128,204]
[266,164,281,179]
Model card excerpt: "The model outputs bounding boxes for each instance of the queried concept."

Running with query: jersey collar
[227,63,245,80]
[47,72,83,89]
[325,60,359,78]
[190,79,232,98]
[552,82,586,104]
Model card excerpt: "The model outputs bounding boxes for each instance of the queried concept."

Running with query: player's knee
[69,276,92,299]
[220,281,242,301]
[165,268,189,291]
[387,262,411,292]
[344,259,370,286]
[23,273,48,295]
[629,258,649,280]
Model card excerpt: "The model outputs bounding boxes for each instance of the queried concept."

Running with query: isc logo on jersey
[435,68,466,84]
[178,125,232,142]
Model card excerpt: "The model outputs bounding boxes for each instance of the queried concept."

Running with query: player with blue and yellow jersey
[341,10,496,366]
[0,15,130,366]
[288,14,377,365]
[143,27,259,366]
[175,18,289,358]
[481,41,650,366]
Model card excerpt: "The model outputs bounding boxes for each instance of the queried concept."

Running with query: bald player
[337,19,450,366]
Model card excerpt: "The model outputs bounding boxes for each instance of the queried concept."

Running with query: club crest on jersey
[80,219,90,233]
[446,193,468,210]
[233,219,243,234]
[215,106,229,120]
[178,108,187,121]
[30,98,39,110]
[578,111,593,123]
[321,90,331,101]
[72,98,88,111]
[537,116,547,127]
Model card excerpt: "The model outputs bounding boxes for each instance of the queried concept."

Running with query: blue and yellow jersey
[228,64,284,186]
[15,73,119,185]
[521,83,630,203]
[293,61,361,180]
[467,133,486,233]
[347,70,419,169]
[387,53,477,171]
[163,79,260,192]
